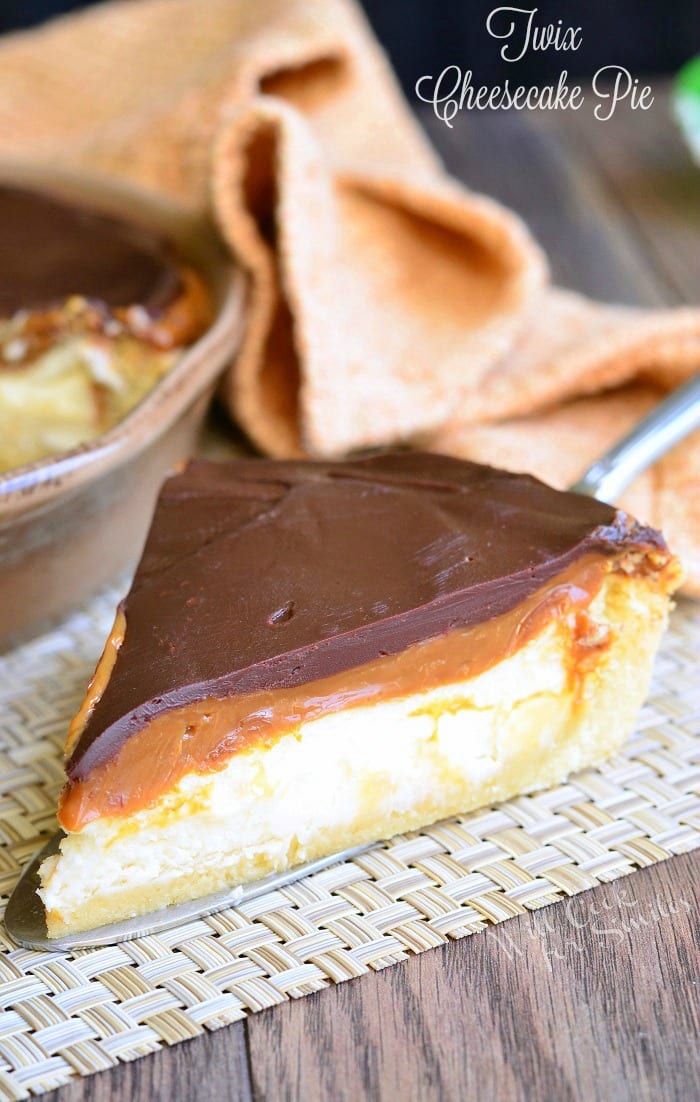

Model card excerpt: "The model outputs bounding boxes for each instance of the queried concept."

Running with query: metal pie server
[6,375,700,951]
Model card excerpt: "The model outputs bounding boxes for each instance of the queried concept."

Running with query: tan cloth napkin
[0,0,698,590]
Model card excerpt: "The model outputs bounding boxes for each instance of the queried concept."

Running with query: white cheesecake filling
[0,331,176,473]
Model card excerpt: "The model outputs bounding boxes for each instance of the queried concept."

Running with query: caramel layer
[59,554,614,832]
[1,266,212,369]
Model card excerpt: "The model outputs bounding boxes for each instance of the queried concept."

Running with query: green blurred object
[673,56,700,163]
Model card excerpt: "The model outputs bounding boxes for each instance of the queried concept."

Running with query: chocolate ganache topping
[67,452,666,781]
[0,185,182,317]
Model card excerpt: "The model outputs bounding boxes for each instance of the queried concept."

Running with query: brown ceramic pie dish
[0,162,246,651]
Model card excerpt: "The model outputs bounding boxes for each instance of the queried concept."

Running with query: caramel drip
[59,555,611,832]
[64,608,126,760]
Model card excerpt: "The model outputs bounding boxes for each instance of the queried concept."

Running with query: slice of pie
[38,452,681,937]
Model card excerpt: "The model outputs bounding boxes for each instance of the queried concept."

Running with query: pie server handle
[569,373,700,501]
[6,375,700,950]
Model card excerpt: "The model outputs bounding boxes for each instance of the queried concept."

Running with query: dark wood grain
[247,851,699,1102]
[559,83,700,306]
[43,80,699,1102]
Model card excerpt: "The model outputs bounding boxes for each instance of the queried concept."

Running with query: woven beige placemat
[0,587,698,1100]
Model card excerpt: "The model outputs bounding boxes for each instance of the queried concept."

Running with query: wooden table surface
[45,81,699,1102]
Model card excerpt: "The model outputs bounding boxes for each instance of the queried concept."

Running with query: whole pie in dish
[39,452,681,937]
[0,185,211,474]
